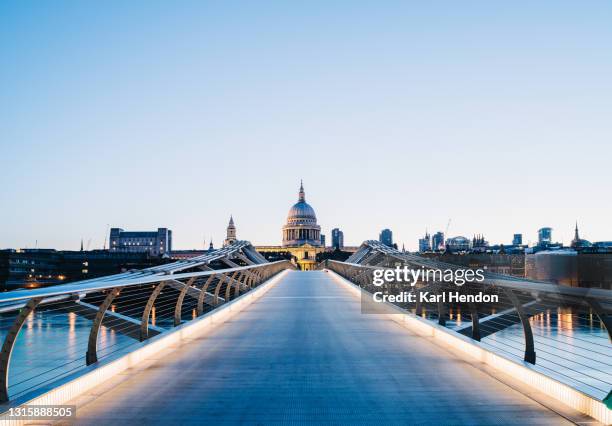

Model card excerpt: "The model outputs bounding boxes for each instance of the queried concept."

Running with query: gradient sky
[1,1,611,250]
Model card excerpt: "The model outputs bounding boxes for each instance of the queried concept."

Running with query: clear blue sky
[1,1,611,250]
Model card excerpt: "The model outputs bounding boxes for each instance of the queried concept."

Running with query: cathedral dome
[282,181,321,247]
[287,201,317,223]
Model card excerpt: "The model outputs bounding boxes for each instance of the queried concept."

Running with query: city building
[445,236,471,253]
[0,249,164,290]
[513,234,523,246]
[432,232,445,251]
[537,227,552,246]
[379,229,393,247]
[256,181,325,270]
[223,216,237,247]
[331,228,344,250]
[418,231,431,253]
[320,234,326,247]
[471,235,488,253]
[109,228,172,256]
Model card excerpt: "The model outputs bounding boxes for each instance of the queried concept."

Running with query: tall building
[418,231,431,252]
[379,229,393,247]
[109,228,172,256]
[538,227,552,246]
[320,234,326,247]
[432,232,445,251]
[513,233,523,246]
[223,216,237,247]
[331,228,344,250]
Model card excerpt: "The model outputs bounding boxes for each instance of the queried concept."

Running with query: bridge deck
[70,271,577,425]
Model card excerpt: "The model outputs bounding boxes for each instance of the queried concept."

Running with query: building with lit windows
[109,227,172,256]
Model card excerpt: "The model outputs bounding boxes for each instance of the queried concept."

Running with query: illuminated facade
[109,228,172,256]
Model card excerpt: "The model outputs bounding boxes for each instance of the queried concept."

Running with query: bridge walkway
[69,271,583,425]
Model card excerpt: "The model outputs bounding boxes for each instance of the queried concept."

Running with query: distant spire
[298,180,305,202]
[209,238,214,250]
[229,215,234,227]
[80,238,84,252]
[574,221,580,241]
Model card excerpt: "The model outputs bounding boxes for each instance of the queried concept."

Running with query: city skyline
[2,2,612,250]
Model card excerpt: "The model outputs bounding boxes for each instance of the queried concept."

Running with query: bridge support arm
[0,297,43,402]
[587,298,612,342]
[467,299,481,341]
[224,272,240,301]
[197,275,217,316]
[435,287,446,326]
[504,289,536,364]
[213,273,228,305]
[86,288,121,365]
[174,278,196,327]
[141,282,167,341]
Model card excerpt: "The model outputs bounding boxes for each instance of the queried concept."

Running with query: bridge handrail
[0,261,286,306]
[0,257,294,403]
[326,260,612,303]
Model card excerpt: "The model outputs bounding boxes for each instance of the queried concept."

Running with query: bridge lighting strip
[0,270,290,425]
[325,269,612,425]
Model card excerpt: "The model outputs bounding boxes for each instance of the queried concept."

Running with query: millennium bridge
[0,240,610,425]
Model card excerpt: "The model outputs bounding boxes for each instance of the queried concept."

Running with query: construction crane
[445,219,451,236]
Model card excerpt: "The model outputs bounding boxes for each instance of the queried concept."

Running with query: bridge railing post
[86,288,121,365]
[141,281,167,341]
[174,277,197,327]
[0,297,43,403]
[504,288,536,364]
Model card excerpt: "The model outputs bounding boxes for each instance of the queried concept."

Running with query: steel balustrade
[0,241,294,403]
[323,240,612,402]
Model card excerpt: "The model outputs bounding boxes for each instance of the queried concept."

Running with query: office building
[379,229,393,247]
[432,232,445,251]
[331,228,344,250]
[418,231,431,252]
[109,227,172,256]
[538,227,552,246]
[513,234,523,246]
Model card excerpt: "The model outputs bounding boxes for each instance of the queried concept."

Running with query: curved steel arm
[141,281,167,341]
[232,271,248,299]
[213,273,228,305]
[414,287,422,316]
[0,297,43,402]
[224,272,240,301]
[174,277,196,327]
[197,275,217,316]
[86,288,121,365]
[467,299,481,341]
[587,298,612,342]
[434,287,446,326]
[504,288,536,364]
